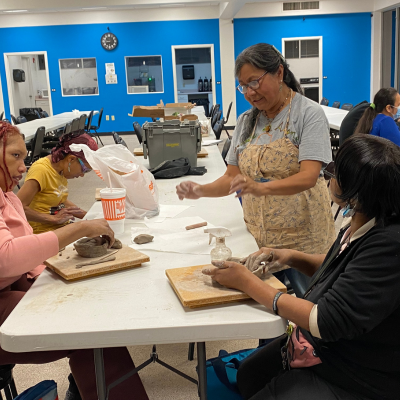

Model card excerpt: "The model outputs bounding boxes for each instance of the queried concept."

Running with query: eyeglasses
[323,161,336,180]
[77,158,92,174]
[236,71,269,95]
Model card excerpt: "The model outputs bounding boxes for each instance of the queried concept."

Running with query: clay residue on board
[174,267,239,294]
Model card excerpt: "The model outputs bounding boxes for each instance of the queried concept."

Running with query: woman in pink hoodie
[0,122,148,400]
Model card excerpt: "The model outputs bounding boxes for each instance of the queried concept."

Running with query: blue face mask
[395,107,400,120]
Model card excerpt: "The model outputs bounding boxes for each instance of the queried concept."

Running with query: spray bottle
[204,227,232,263]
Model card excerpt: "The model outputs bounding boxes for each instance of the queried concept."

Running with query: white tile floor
[11,132,343,399]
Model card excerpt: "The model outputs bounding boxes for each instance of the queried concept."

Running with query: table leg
[94,348,107,400]
[196,342,208,400]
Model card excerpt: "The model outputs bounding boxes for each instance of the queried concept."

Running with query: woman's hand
[246,247,293,273]
[176,181,204,200]
[51,208,75,224]
[202,261,256,291]
[66,207,87,219]
[81,219,115,248]
[228,174,267,197]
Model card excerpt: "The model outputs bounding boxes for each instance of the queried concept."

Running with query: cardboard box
[128,106,164,118]
[128,101,195,119]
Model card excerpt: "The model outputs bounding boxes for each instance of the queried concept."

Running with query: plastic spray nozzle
[204,227,232,245]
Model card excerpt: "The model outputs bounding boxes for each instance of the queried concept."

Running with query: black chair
[10,115,18,125]
[78,114,87,130]
[0,112,3,121]
[211,112,218,129]
[112,132,127,148]
[16,116,27,124]
[208,105,215,121]
[213,121,223,140]
[63,122,72,137]
[221,137,232,165]
[85,111,94,132]
[25,126,45,167]
[320,98,329,106]
[89,108,104,146]
[71,118,80,132]
[341,103,353,111]
[34,110,42,119]
[40,111,49,118]
[133,122,143,144]
[332,101,340,109]
[0,364,18,399]
[221,102,233,125]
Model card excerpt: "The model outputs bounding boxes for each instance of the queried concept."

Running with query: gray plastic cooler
[142,119,201,169]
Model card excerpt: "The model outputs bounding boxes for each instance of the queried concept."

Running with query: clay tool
[75,250,119,268]
[185,221,207,230]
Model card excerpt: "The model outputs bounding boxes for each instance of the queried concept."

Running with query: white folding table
[18,111,98,142]
[0,144,286,400]
[320,105,349,130]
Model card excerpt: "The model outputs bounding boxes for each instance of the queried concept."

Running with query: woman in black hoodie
[203,134,400,400]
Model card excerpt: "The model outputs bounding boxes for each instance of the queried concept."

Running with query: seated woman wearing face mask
[355,87,400,146]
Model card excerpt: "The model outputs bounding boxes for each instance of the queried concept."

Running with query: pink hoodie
[0,190,59,290]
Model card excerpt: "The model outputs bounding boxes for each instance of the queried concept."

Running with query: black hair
[354,87,398,134]
[335,134,400,225]
[234,43,303,144]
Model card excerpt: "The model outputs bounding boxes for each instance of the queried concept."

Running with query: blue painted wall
[234,13,371,117]
[0,19,222,132]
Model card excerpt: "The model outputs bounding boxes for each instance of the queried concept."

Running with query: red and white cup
[100,188,126,234]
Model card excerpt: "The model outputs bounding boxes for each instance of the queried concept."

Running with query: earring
[279,82,283,92]
[341,202,356,218]
[68,162,71,173]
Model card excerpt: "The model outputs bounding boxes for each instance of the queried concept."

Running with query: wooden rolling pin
[185,221,207,230]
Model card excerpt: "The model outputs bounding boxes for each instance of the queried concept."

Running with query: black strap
[210,357,241,394]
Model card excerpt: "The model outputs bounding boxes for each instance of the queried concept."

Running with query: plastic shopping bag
[70,143,159,219]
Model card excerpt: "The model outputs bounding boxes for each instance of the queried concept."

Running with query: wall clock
[101,32,118,51]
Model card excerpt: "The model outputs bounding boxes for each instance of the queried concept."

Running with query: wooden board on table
[166,265,286,308]
[45,245,150,281]
[197,148,208,158]
[134,147,144,156]
[95,188,102,201]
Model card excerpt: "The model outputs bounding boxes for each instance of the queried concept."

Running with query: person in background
[176,43,335,297]
[0,122,148,400]
[17,131,97,234]
[354,87,400,146]
[204,134,400,400]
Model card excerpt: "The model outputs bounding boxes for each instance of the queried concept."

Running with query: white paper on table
[130,216,214,254]
[201,139,223,146]
[157,204,192,218]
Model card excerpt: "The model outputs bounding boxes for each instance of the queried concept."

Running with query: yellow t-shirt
[25,157,69,234]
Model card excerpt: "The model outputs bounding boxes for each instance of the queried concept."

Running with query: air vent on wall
[283,1,319,11]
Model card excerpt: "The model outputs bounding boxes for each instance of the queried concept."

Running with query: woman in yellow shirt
[17,131,98,234]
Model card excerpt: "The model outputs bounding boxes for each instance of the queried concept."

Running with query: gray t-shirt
[226,93,332,166]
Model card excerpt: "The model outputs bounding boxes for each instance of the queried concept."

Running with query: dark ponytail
[355,87,398,134]
[234,43,303,144]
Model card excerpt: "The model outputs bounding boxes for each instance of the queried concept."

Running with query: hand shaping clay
[133,234,154,244]
[226,253,274,279]
[74,237,123,258]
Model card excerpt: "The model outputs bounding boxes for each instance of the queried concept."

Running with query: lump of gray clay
[74,237,123,258]
[133,234,154,244]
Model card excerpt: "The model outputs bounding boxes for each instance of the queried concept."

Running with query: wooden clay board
[45,245,150,281]
[166,265,287,308]
[133,148,208,158]
[95,187,102,201]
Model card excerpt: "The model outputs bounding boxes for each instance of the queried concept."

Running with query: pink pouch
[288,325,322,368]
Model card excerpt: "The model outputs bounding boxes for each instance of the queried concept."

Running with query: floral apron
[238,103,335,269]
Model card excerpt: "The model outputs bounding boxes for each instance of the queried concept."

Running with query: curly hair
[0,122,23,190]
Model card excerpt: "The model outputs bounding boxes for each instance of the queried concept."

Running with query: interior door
[21,56,34,108]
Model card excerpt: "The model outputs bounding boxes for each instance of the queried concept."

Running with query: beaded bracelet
[272,291,284,316]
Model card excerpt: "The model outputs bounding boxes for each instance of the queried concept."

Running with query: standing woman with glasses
[176,43,335,296]
[354,87,400,146]
[17,130,98,234]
